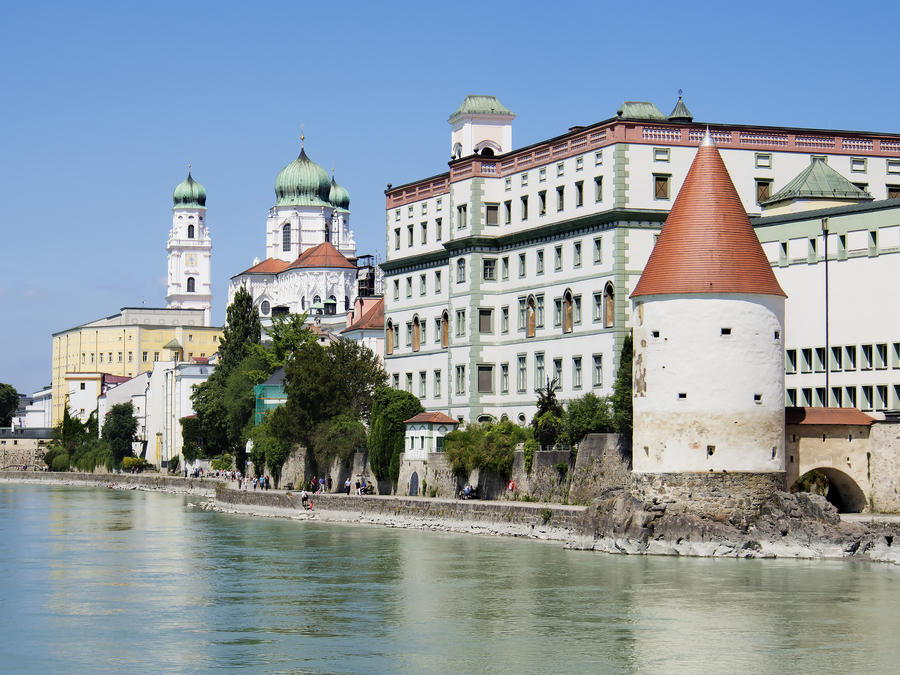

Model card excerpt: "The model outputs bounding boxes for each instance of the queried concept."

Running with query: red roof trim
[785,407,874,426]
[404,412,460,425]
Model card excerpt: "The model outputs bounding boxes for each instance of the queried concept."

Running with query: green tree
[443,420,529,476]
[310,413,367,469]
[532,377,563,447]
[368,388,423,485]
[611,332,633,437]
[102,403,139,466]
[561,393,614,446]
[179,416,202,464]
[324,339,387,423]
[217,286,262,371]
[0,383,19,427]
[265,311,314,363]
[191,290,267,466]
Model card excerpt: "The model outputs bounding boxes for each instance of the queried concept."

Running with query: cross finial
[188,161,192,174]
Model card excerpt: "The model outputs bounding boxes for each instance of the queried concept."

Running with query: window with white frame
[592,354,603,387]
[573,356,582,389]
[455,365,466,394]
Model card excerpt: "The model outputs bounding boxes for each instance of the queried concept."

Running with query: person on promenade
[355,479,361,495]
[264,475,270,490]
[326,475,332,492]
[318,477,325,494]
[344,477,351,494]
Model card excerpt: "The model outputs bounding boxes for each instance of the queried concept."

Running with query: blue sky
[1,0,897,395]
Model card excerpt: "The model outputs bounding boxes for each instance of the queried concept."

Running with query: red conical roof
[631,134,785,298]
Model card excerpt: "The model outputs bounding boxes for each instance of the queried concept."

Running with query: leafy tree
[611,332,633,437]
[247,415,290,485]
[532,377,563,447]
[102,402,138,466]
[310,413,367,469]
[179,416,202,464]
[324,340,387,424]
[368,388,423,485]
[217,286,262,371]
[0,383,19,427]
[265,311,314,363]
[443,420,529,476]
[70,438,114,472]
[561,393,614,446]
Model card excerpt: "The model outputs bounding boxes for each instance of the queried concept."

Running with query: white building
[98,359,213,467]
[382,94,900,423]
[167,170,213,326]
[11,387,52,429]
[631,132,786,473]
[229,139,382,331]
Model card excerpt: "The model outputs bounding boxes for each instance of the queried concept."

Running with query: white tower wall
[166,207,212,326]
[632,293,786,473]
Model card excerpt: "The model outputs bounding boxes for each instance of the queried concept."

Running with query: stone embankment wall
[215,484,587,541]
[631,472,786,524]
[0,471,216,496]
[568,434,632,504]
[867,423,900,513]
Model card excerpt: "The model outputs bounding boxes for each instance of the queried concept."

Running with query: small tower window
[721,328,732,335]
[651,330,660,338]
[754,394,763,404]
[187,277,195,293]
[707,445,716,457]
[677,392,687,399]
[187,224,195,239]
[282,224,291,252]
[774,331,781,340]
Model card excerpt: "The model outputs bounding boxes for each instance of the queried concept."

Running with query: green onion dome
[274,148,332,207]
[329,176,350,211]
[172,171,206,209]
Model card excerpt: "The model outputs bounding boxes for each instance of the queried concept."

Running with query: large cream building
[382,94,900,423]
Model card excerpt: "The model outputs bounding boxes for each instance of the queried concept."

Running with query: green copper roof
[275,148,332,208]
[329,176,350,211]
[172,171,206,209]
[163,339,182,350]
[449,95,514,119]
[761,158,874,206]
[616,101,667,121]
[668,95,693,122]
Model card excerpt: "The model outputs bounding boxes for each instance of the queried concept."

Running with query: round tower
[630,132,787,475]
[167,169,212,325]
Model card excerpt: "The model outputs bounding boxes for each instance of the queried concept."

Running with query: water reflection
[1,483,899,673]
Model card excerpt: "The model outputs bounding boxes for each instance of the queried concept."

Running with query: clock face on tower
[186,254,197,267]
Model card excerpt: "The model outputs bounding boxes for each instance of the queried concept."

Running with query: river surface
[0,483,898,673]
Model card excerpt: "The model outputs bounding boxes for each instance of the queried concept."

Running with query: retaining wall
[215,484,588,541]
[0,471,216,496]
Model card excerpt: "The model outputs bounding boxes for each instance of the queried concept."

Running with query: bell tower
[166,168,212,325]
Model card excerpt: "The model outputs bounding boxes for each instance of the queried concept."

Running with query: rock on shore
[575,488,900,563]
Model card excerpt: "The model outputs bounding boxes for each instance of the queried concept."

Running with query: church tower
[166,169,212,326]
[631,131,787,475]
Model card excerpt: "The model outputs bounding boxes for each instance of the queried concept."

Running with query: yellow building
[51,307,222,425]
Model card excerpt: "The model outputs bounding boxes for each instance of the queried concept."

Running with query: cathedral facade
[229,140,378,330]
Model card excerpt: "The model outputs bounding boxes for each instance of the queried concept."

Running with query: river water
[0,483,898,673]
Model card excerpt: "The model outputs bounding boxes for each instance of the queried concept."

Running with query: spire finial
[188,161,192,176]
[331,162,335,179]
[678,88,683,100]
[701,125,714,147]
[300,124,305,150]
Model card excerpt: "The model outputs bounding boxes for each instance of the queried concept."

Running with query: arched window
[527,295,536,338]
[386,320,394,355]
[412,316,420,352]
[563,289,573,334]
[441,310,450,348]
[187,224,195,239]
[187,277,195,293]
[282,224,291,252]
[603,282,615,328]
[301,297,305,310]
[313,294,321,304]
[456,258,466,283]
[345,296,350,311]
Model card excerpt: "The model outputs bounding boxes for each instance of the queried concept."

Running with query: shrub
[443,420,530,477]
[211,454,233,471]
[540,508,553,524]
[523,438,538,475]
[50,452,70,472]
[168,456,180,474]
[70,439,114,473]
[122,456,151,472]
